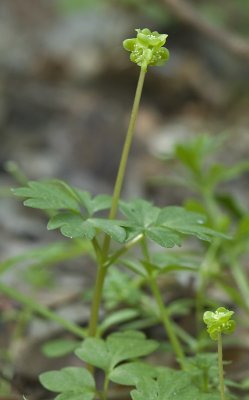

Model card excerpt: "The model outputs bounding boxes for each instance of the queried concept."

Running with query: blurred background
[0,0,249,398]
[1,0,249,194]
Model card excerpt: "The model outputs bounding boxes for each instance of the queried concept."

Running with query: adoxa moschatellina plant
[204,307,235,400]
[9,29,229,399]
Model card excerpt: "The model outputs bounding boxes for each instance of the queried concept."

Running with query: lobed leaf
[42,339,79,358]
[120,200,228,248]
[13,180,81,212]
[39,367,95,400]
[110,361,158,386]
[47,212,126,242]
[131,368,220,400]
[13,179,112,217]
[75,330,159,372]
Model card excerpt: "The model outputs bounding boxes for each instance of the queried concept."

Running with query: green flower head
[123,28,169,72]
[203,307,235,341]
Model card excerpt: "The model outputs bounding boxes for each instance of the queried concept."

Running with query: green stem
[103,372,110,400]
[196,239,220,335]
[141,237,185,368]
[102,67,146,258]
[149,276,186,368]
[88,259,106,337]
[88,68,147,338]
[231,259,249,311]
[104,233,143,268]
[218,332,226,400]
[0,282,86,338]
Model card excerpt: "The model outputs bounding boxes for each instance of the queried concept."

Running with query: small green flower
[123,28,169,72]
[203,307,235,341]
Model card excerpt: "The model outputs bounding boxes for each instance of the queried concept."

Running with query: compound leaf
[120,200,228,248]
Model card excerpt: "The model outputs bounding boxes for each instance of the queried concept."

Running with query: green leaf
[90,218,126,243]
[120,199,160,228]
[77,192,112,216]
[47,213,126,242]
[150,252,200,272]
[13,180,112,218]
[131,368,220,400]
[146,226,182,248]
[48,213,95,239]
[76,337,110,371]
[42,340,79,358]
[103,267,143,308]
[0,241,89,276]
[75,331,159,372]
[39,367,95,400]
[13,180,81,212]
[99,309,140,334]
[206,161,249,191]
[158,206,229,241]
[120,200,228,248]
[174,134,225,174]
[110,362,158,386]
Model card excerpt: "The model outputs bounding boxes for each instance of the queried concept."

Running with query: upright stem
[218,332,226,400]
[231,258,249,312]
[88,68,146,337]
[102,68,146,258]
[141,237,185,368]
[149,276,186,369]
[196,239,220,335]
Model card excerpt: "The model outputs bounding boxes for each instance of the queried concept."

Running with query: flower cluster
[203,307,235,341]
[123,28,169,72]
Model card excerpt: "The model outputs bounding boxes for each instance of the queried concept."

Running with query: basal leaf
[13,180,81,212]
[131,368,220,400]
[39,367,95,400]
[110,361,158,386]
[42,339,79,358]
[75,331,159,372]
[103,267,143,308]
[107,331,159,368]
[99,309,140,334]
[75,338,111,371]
